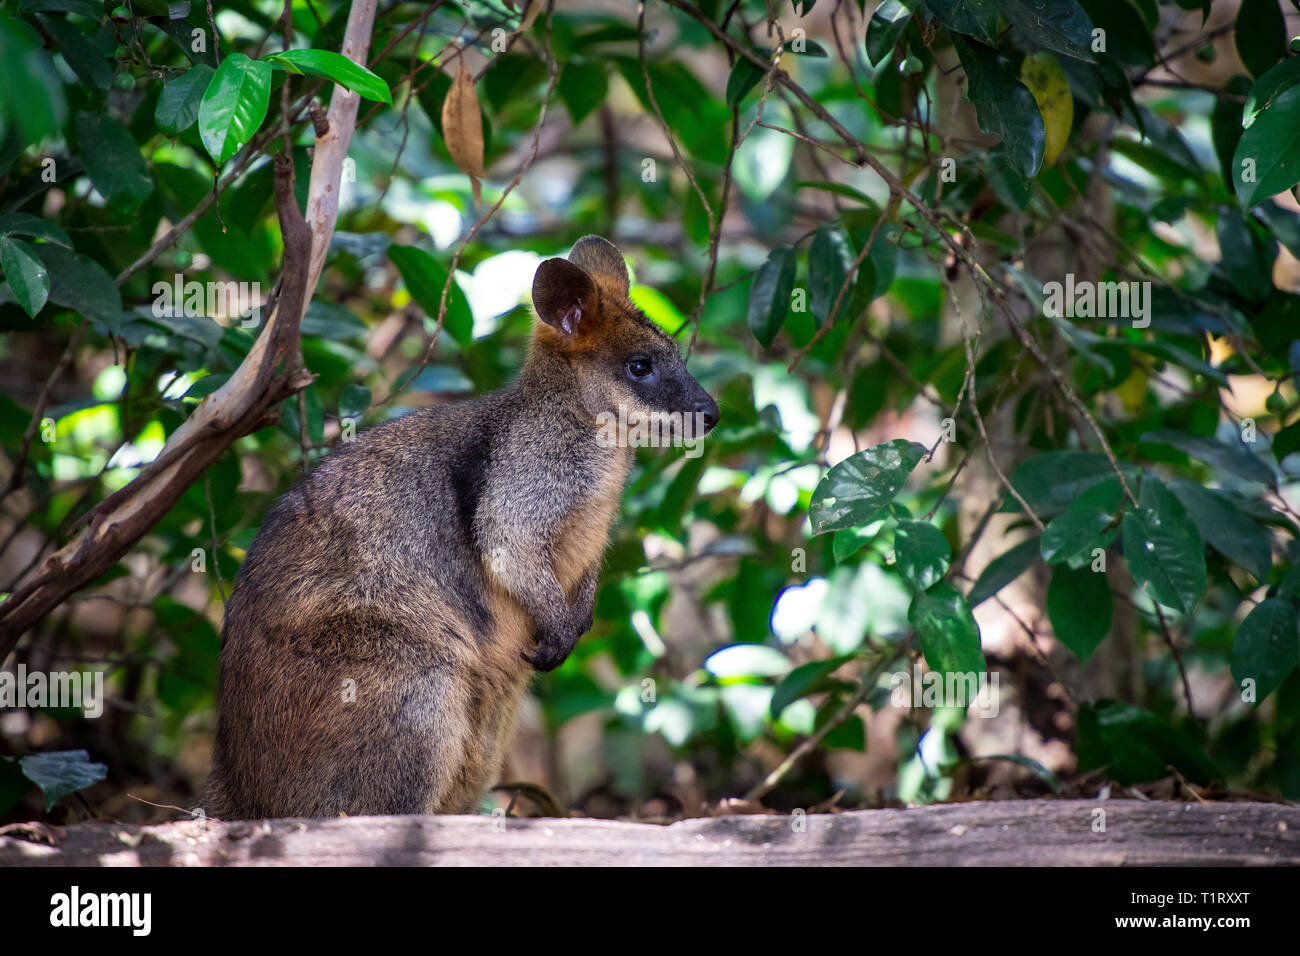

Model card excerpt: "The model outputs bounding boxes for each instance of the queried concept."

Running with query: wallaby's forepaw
[522,623,583,672]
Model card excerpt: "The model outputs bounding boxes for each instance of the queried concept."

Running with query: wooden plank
[1,800,1296,866]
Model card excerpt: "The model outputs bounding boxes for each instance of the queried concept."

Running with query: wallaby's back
[210,394,527,817]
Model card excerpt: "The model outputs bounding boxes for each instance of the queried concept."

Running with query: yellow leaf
[1115,366,1148,414]
[1020,52,1073,169]
[442,60,484,204]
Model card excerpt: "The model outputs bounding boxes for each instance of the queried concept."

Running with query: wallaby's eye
[625,356,654,380]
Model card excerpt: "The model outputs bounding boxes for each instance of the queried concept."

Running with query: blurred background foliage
[3,0,1300,822]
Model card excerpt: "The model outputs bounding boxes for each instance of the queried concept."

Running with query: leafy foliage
[3,0,1300,820]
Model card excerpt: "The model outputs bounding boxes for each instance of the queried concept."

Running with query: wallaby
[207,235,719,818]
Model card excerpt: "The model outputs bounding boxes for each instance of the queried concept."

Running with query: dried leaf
[441,60,484,204]
[708,797,775,816]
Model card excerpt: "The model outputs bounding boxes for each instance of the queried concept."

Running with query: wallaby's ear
[568,235,629,295]
[532,258,597,336]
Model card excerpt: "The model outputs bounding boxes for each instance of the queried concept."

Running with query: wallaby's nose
[693,398,719,433]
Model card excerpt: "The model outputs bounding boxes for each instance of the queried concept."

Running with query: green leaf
[953,36,1046,182]
[76,111,153,210]
[0,236,49,317]
[387,244,474,346]
[1277,418,1300,463]
[1172,0,1210,23]
[1215,207,1274,304]
[769,655,852,719]
[1073,476,1123,513]
[653,454,707,531]
[796,180,875,206]
[864,0,915,66]
[614,58,731,165]
[154,595,220,716]
[480,56,553,117]
[908,581,986,677]
[0,756,28,817]
[967,537,1040,607]
[1076,0,1153,67]
[996,0,1096,62]
[1095,55,1140,129]
[1230,597,1298,704]
[558,61,608,123]
[823,713,865,750]
[832,525,875,564]
[816,565,877,654]
[808,223,854,327]
[18,0,104,15]
[1168,480,1272,582]
[1127,339,1226,386]
[1234,0,1286,79]
[795,41,830,58]
[31,243,125,335]
[264,48,391,104]
[728,42,826,108]
[1252,290,1300,352]
[1212,74,1254,186]
[156,63,215,135]
[37,12,111,92]
[705,643,790,679]
[747,246,795,347]
[1280,562,1300,599]
[547,670,610,728]
[845,210,898,305]
[975,753,1060,792]
[1077,700,1216,784]
[1121,478,1206,616]
[1140,429,1275,486]
[0,213,71,247]
[302,300,368,339]
[199,52,272,165]
[1004,450,1123,517]
[1233,83,1300,207]
[925,0,997,44]
[1259,199,1300,262]
[0,12,66,148]
[1130,105,1202,179]
[725,50,768,107]
[1040,507,1115,567]
[894,519,951,591]
[1242,58,1300,129]
[809,439,928,534]
[1047,564,1112,662]
[339,383,371,421]
[19,750,107,811]
[281,384,325,447]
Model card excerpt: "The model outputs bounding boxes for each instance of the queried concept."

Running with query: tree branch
[0,0,379,657]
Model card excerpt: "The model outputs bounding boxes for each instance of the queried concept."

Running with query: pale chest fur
[554,445,632,595]
[478,443,632,675]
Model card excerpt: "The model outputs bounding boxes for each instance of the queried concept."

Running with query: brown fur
[207,236,717,818]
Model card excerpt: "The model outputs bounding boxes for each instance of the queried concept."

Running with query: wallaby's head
[530,235,719,443]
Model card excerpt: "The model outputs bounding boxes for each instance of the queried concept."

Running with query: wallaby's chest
[554,448,632,594]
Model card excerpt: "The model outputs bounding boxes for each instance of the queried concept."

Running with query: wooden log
[1,800,1296,866]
